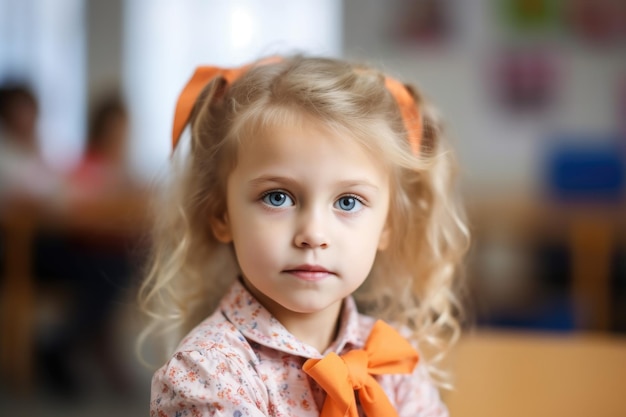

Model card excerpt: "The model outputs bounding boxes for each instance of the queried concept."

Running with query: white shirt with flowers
[150,280,448,417]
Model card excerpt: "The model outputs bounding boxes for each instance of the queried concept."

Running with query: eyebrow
[248,175,299,189]
[248,175,380,191]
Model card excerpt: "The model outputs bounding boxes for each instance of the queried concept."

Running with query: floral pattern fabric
[151,280,448,416]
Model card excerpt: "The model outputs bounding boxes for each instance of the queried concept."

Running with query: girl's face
[211,117,391,329]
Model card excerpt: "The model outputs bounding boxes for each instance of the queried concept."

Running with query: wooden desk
[0,190,149,392]
[444,330,626,417]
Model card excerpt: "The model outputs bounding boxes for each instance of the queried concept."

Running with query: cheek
[339,221,382,260]
[349,210,390,270]
[352,233,382,269]
[229,212,287,273]
[234,241,265,273]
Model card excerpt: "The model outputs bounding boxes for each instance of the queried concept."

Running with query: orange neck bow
[303,320,419,417]
[171,57,423,155]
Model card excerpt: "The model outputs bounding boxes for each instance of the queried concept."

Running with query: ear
[377,222,391,251]
[209,212,233,243]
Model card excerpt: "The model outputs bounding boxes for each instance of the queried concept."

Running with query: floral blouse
[150,280,448,416]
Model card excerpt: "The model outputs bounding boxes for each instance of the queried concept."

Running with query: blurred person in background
[34,92,139,399]
[0,82,61,207]
[0,81,60,400]
[70,93,132,198]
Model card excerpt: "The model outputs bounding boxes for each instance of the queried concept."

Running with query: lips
[284,264,334,281]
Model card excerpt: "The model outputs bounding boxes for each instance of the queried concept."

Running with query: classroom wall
[84,0,626,196]
[343,0,626,197]
[87,0,123,100]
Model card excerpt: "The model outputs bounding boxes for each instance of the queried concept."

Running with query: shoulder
[177,309,256,357]
[382,362,449,417]
[373,326,448,417]
[163,309,261,380]
[151,311,268,415]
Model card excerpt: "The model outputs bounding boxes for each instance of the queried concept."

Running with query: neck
[240,278,343,353]
[277,303,343,353]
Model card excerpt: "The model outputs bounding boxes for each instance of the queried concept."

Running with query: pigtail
[137,75,239,367]
[407,98,469,386]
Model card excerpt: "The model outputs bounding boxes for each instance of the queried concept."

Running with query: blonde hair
[138,55,470,386]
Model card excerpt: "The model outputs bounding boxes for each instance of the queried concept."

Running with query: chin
[281,299,338,315]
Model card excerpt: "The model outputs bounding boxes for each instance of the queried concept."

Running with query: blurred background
[0,0,624,416]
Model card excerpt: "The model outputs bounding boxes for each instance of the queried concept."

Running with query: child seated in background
[0,83,60,205]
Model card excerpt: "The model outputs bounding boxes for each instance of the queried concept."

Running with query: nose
[294,208,330,249]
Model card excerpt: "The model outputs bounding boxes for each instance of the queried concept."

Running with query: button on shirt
[151,280,448,416]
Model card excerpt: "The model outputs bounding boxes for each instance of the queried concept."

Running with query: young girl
[139,55,469,416]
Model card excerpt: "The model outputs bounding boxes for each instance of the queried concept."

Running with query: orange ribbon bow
[171,65,245,150]
[384,77,423,156]
[171,57,281,150]
[302,320,419,417]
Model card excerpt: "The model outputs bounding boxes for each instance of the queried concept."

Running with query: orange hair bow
[171,66,245,150]
[171,57,423,155]
[302,320,419,417]
[171,56,281,150]
[385,77,423,155]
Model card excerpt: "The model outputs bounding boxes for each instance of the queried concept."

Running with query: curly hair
[138,55,470,386]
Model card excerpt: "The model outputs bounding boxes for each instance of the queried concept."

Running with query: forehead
[235,106,376,155]
[233,115,390,184]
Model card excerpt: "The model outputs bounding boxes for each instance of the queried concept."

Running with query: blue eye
[262,191,294,207]
[334,196,363,212]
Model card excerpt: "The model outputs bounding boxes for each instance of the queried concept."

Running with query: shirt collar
[219,280,365,359]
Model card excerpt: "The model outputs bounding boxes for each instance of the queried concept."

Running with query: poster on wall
[564,0,626,46]
[392,0,454,45]
[498,0,561,35]
[498,0,626,45]
[491,47,560,115]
